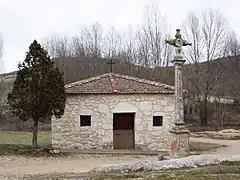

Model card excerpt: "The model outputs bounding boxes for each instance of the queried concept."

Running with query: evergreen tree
[8,40,66,148]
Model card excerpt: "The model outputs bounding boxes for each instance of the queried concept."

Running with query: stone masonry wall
[52,93,175,151]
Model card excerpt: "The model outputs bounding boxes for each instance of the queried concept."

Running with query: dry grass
[0,131,69,157]
[0,131,51,145]
[191,132,240,140]
[189,141,227,153]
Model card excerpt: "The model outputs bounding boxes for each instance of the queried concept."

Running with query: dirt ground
[191,137,240,155]
[1,137,240,179]
[0,154,156,179]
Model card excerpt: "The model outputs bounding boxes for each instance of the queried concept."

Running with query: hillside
[1,55,239,97]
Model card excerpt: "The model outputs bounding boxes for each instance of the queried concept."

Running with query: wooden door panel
[113,130,134,149]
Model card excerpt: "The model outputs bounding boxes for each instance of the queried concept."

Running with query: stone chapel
[51,72,176,151]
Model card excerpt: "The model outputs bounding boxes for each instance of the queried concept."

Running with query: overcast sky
[0,0,239,73]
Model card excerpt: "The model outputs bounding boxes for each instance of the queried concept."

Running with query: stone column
[165,29,191,157]
[173,58,185,125]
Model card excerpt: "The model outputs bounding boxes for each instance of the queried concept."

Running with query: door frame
[112,112,135,149]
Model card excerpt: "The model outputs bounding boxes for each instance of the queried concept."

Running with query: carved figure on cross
[165,29,192,57]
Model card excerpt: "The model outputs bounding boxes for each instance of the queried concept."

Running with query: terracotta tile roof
[65,73,175,94]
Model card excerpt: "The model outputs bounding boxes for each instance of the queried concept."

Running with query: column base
[169,125,190,158]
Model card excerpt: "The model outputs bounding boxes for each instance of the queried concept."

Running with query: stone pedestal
[169,57,190,157]
[169,125,190,157]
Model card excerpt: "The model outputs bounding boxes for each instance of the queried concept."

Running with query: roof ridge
[65,72,175,90]
[111,73,175,91]
[109,73,118,93]
[65,73,110,88]
[64,72,177,94]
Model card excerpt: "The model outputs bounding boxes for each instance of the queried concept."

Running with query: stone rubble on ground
[157,153,172,161]
[49,149,60,154]
[92,155,233,173]
[219,129,240,134]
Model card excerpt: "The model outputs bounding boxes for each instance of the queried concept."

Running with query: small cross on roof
[107,59,115,73]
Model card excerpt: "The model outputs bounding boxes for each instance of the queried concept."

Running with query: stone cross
[165,29,191,157]
[107,58,116,73]
[165,29,191,125]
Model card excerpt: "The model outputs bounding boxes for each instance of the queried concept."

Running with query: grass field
[0,131,51,145]
[0,131,52,156]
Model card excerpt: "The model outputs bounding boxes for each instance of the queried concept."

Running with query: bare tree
[0,33,4,116]
[134,5,173,81]
[183,9,229,126]
[119,26,139,75]
[0,33,3,71]
[224,31,240,72]
[102,27,122,59]
[80,23,103,59]
[223,31,240,101]
[42,34,72,82]
[71,36,85,57]
[42,34,71,59]
[78,23,105,75]
[102,27,128,73]
[136,5,172,68]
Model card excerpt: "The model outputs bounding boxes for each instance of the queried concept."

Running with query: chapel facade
[52,73,176,151]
